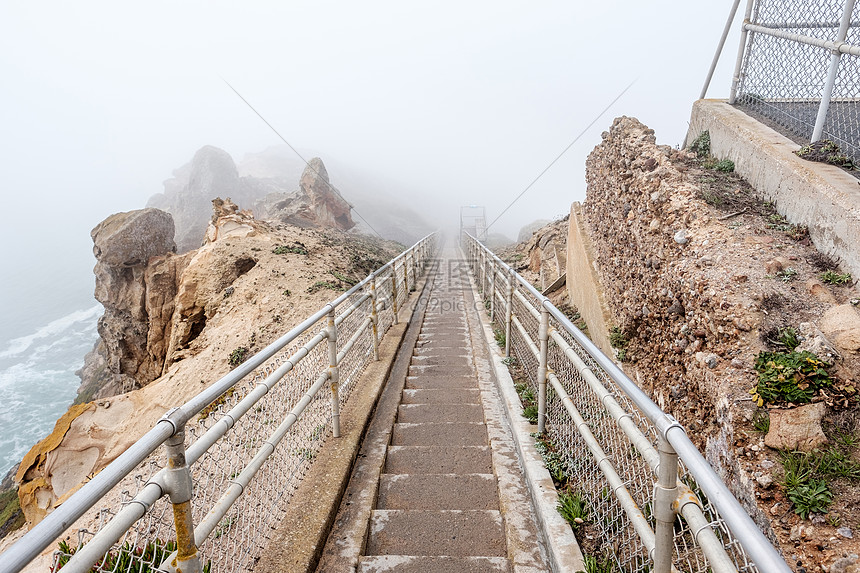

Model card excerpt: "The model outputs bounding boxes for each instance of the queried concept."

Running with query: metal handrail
[463,232,790,573]
[0,232,436,573]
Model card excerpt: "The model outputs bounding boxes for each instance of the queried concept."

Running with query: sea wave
[0,304,102,359]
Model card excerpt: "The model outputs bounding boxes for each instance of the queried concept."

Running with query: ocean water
[0,305,102,477]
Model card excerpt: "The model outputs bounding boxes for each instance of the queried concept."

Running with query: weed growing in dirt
[751,351,832,406]
[775,267,798,283]
[704,157,735,172]
[522,404,539,424]
[493,327,506,348]
[788,479,833,519]
[820,270,853,285]
[272,242,308,255]
[228,346,249,367]
[55,539,212,573]
[689,131,711,158]
[557,491,589,529]
[307,280,342,294]
[582,553,619,573]
[796,140,857,170]
[779,446,860,519]
[330,270,358,286]
[752,409,770,433]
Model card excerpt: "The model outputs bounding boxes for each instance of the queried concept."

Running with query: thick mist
[0,1,745,341]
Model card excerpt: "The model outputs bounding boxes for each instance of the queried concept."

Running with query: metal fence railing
[464,233,790,573]
[0,233,436,573]
[726,0,860,163]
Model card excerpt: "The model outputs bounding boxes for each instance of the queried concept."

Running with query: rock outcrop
[256,158,355,231]
[147,146,250,252]
[21,200,403,527]
[84,208,187,398]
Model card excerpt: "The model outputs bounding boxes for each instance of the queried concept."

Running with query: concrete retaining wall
[685,99,860,279]
[565,202,613,357]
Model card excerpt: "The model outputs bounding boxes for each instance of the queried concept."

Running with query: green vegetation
[820,270,853,285]
[228,346,249,367]
[795,139,857,170]
[704,157,735,172]
[777,448,860,519]
[580,554,618,573]
[557,491,589,529]
[198,387,236,421]
[272,243,308,255]
[330,270,358,287]
[55,539,212,573]
[493,327,506,348]
[522,404,539,424]
[775,267,798,283]
[307,280,342,294]
[751,350,832,406]
[0,487,24,537]
[689,130,710,158]
[752,409,770,434]
[609,326,629,362]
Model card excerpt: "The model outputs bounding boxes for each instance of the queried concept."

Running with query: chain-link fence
[730,0,860,164]
[0,235,435,573]
[466,234,790,573]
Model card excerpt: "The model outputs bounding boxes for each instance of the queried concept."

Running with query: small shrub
[820,270,852,285]
[689,131,711,158]
[272,243,308,255]
[330,270,358,286]
[714,159,735,172]
[787,478,833,519]
[228,346,249,367]
[751,350,832,406]
[609,326,628,349]
[557,491,589,529]
[775,267,798,283]
[307,280,342,294]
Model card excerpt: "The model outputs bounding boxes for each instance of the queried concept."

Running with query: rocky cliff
[17,200,402,526]
[582,116,860,569]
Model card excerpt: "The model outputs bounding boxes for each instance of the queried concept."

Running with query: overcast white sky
[1,1,745,333]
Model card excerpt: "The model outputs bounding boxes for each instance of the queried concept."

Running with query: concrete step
[408,364,473,377]
[404,375,476,390]
[397,403,484,424]
[401,389,479,404]
[357,555,510,573]
[384,446,493,475]
[377,474,499,510]
[366,510,506,557]
[410,354,473,367]
[392,422,488,447]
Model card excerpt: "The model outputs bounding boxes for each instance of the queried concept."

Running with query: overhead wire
[221,77,384,238]
[485,79,637,233]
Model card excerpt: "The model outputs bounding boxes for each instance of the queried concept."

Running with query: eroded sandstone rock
[764,403,828,452]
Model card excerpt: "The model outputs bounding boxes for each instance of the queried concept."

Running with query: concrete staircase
[359,308,509,572]
[317,248,546,573]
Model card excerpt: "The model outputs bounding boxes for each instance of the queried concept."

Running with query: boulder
[819,304,860,353]
[91,208,175,266]
[764,403,828,452]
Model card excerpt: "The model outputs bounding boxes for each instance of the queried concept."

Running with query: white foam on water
[0,304,101,359]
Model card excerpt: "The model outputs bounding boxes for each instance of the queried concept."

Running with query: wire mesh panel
[34,236,437,573]
[467,234,773,573]
[734,0,860,163]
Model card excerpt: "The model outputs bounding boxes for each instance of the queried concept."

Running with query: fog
[0,1,744,337]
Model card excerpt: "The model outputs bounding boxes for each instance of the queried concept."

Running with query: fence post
[812,0,856,141]
[370,275,380,361]
[505,269,514,358]
[164,421,201,573]
[728,0,755,104]
[537,305,549,433]
[653,436,680,573]
[489,258,496,321]
[391,267,399,325]
[700,0,743,99]
[403,253,410,294]
[327,308,341,438]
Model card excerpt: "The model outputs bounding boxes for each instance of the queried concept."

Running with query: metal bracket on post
[652,436,680,573]
[505,269,514,358]
[537,304,549,434]
[327,308,341,438]
[163,424,201,573]
[369,275,380,361]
